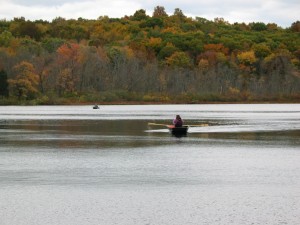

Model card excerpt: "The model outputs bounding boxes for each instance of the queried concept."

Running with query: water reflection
[0,104,299,149]
[1,119,299,149]
[1,105,300,225]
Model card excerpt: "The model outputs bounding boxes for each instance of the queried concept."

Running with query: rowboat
[148,122,208,136]
[167,125,189,135]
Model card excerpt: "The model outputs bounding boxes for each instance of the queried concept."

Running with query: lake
[0,104,299,225]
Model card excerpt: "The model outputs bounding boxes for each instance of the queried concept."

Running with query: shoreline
[1,100,299,106]
[83,101,300,105]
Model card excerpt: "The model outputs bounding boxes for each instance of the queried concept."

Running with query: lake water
[0,104,299,225]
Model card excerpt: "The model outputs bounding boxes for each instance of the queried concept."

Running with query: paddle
[148,122,208,127]
[148,123,170,127]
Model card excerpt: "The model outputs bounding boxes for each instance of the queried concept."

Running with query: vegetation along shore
[0,6,299,105]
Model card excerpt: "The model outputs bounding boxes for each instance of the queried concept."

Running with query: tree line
[0,6,299,104]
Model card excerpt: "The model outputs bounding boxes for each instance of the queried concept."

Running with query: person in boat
[173,115,183,127]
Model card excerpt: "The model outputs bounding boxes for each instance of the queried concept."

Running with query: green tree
[12,20,43,41]
[252,43,271,58]
[140,17,164,28]
[158,43,178,60]
[42,38,65,53]
[0,30,13,47]
[251,22,267,31]
[132,9,148,21]
[153,6,168,18]
[173,8,185,19]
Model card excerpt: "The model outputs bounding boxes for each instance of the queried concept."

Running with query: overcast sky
[0,0,299,27]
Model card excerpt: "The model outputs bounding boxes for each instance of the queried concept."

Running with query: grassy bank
[1,91,300,106]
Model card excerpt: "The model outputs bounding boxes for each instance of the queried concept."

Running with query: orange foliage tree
[56,43,83,95]
[8,61,39,100]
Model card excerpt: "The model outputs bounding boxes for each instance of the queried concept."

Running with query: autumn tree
[56,43,82,95]
[204,44,229,55]
[166,51,191,68]
[291,21,300,32]
[147,37,162,54]
[0,8,299,103]
[260,52,298,95]
[57,68,75,96]
[33,51,55,94]
[237,50,257,96]
[8,61,39,100]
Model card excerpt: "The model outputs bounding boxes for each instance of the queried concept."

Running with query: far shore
[1,100,299,106]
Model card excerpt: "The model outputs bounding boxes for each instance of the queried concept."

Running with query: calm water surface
[0,104,299,225]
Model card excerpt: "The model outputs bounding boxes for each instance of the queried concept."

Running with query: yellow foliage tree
[148,37,162,48]
[237,50,257,66]
[147,37,162,53]
[166,51,191,68]
[252,43,271,58]
[161,27,181,34]
[8,61,39,100]
[237,51,257,96]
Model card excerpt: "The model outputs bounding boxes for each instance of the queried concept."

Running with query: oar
[148,122,209,127]
[148,123,170,127]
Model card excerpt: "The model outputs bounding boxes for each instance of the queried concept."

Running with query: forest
[0,6,299,105]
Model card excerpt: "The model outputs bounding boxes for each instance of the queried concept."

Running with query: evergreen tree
[0,70,9,97]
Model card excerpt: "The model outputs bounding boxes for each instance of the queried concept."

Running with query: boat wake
[188,124,299,133]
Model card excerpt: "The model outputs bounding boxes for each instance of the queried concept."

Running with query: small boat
[148,122,208,136]
[93,105,99,109]
[167,125,189,135]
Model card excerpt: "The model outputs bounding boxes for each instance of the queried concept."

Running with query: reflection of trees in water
[1,118,299,149]
[1,120,159,149]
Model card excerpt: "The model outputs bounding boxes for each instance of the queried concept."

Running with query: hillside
[0,6,299,104]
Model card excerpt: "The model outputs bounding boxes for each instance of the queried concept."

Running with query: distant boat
[93,105,99,109]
